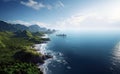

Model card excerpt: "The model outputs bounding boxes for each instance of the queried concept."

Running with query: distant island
[0,20,53,74]
[56,34,67,36]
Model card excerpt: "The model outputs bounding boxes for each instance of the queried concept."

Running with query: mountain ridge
[0,20,49,32]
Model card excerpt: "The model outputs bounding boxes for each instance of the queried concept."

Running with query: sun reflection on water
[111,42,120,73]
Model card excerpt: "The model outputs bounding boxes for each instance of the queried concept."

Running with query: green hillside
[0,20,50,74]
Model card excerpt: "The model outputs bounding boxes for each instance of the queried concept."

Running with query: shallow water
[39,30,120,74]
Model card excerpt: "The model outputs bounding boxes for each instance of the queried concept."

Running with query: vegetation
[0,20,50,33]
[28,25,47,32]
[0,30,49,74]
[33,32,45,36]
[0,20,28,32]
[0,62,43,74]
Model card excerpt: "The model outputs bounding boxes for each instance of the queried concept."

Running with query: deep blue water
[46,30,120,74]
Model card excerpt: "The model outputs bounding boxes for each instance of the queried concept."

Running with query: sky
[0,0,120,30]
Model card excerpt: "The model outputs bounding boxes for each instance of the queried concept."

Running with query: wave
[34,43,70,74]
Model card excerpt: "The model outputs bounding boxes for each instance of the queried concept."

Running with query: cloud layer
[53,1,120,30]
[21,0,64,10]
[21,0,46,10]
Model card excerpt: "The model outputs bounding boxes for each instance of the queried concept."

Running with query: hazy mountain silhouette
[28,25,47,32]
[0,20,48,32]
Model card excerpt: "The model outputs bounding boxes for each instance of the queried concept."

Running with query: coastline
[34,34,70,74]
[34,43,53,74]
[33,34,52,74]
[35,43,70,74]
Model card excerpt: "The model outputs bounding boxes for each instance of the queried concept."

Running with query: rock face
[13,50,44,64]
[13,50,52,64]
[42,55,53,60]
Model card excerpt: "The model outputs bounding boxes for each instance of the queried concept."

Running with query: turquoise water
[45,30,120,74]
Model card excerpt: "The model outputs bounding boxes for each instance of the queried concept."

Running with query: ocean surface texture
[40,30,120,74]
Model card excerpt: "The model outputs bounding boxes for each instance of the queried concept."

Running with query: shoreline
[33,34,52,74]
[34,34,70,74]
[34,43,70,74]
[34,43,52,74]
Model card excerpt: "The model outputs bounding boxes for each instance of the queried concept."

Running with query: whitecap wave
[34,43,70,74]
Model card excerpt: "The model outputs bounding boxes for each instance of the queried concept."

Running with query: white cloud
[8,20,51,28]
[21,0,52,10]
[58,1,64,7]
[31,21,50,28]
[54,11,120,30]
[9,20,31,26]
[54,1,120,30]
[55,1,64,8]
[54,13,97,29]
[46,4,52,10]
[20,0,65,10]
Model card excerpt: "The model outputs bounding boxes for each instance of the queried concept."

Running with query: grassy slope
[0,31,48,74]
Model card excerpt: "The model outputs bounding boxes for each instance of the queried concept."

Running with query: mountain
[0,20,54,33]
[13,24,28,31]
[14,30,33,38]
[28,25,47,32]
[0,20,16,31]
[0,20,28,32]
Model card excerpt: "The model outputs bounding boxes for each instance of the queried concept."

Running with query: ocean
[39,30,120,74]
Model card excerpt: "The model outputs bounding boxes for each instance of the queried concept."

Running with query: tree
[0,40,5,48]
